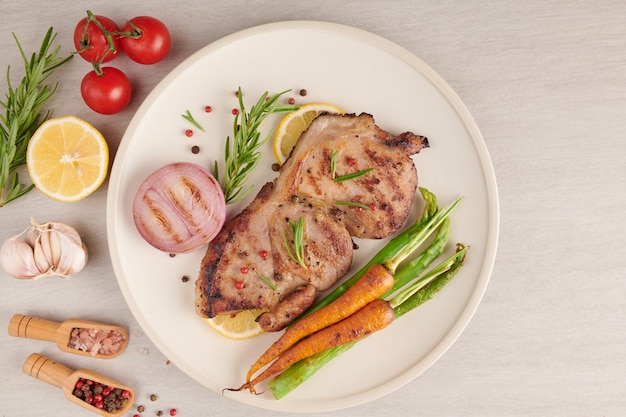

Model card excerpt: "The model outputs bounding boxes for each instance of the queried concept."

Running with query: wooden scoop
[23,353,134,416]
[9,314,128,359]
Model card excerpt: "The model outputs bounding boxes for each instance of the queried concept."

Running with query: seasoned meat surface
[275,113,427,239]
[195,113,428,328]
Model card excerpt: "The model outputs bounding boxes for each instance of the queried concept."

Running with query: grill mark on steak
[195,113,428,330]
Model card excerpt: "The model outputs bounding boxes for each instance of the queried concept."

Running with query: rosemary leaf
[182,109,205,132]
[215,87,297,204]
[258,274,276,291]
[333,167,374,183]
[330,149,338,179]
[0,27,72,207]
[334,201,372,210]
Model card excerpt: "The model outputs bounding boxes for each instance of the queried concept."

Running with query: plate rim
[107,19,499,413]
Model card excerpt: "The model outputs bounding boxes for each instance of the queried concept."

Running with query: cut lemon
[26,116,109,202]
[204,309,265,340]
[273,103,344,165]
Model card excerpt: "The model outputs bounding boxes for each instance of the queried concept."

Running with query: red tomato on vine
[119,16,171,65]
[73,13,121,63]
[80,67,132,115]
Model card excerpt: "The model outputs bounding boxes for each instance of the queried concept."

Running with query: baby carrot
[233,298,395,394]
[245,263,394,383]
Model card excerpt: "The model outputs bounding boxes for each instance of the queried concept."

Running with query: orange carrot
[246,264,394,383]
[233,298,395,394]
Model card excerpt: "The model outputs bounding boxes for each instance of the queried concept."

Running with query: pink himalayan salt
[68,327,125,356]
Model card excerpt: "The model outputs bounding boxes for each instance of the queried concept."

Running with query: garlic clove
[38,227,58,270]
[51,229,88,277]
[22,224,40,247]
[0,236,41,279]
[47,221,83,246]
[33,234,53,275]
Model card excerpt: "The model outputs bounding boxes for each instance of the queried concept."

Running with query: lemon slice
[204,309,266,340]
[26,116,109,202]
[273,103,344,165]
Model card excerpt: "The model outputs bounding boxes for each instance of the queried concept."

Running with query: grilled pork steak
[195,113,429,331]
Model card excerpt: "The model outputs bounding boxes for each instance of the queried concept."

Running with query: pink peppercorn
[204,105,212,113]
[170,409,177,416]
[185,129,193,137]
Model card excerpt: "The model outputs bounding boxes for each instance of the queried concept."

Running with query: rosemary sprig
[182,109,205,132]
[213,87,297,204]
[282,217,307,268]
[333,167,374,183]
[0,27,72,207]
[258,273,276,291]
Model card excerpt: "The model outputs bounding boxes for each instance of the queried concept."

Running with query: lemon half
[26,116,109,202]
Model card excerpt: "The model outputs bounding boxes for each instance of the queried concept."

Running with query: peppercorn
[137,405,146,412]
[299,89,308,96]
[156,411,163,416]
[150,394,158,401]
[181,275,189,283]
[191,145,200,154]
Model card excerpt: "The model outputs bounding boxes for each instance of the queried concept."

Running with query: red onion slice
[132,162,226,253]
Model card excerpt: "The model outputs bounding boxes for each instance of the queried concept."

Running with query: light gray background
[1,1,624,416]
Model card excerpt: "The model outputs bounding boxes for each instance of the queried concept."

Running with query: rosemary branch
[0,27,72,207]
[283,217,307,268]
[214,87,297,204]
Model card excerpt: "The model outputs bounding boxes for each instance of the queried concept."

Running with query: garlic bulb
[0,219,88,279]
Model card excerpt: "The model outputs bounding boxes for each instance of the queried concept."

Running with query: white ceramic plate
[107,21,499,412]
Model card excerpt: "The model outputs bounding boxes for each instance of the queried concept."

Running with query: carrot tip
[222,383,264,395]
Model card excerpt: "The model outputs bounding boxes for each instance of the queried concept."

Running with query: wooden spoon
[23,353,134,416]
[8,314,128,359]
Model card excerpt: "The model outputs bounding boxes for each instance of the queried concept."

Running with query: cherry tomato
[119,16,171,65]
[80,67,132,115]
[73,14,121,63]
